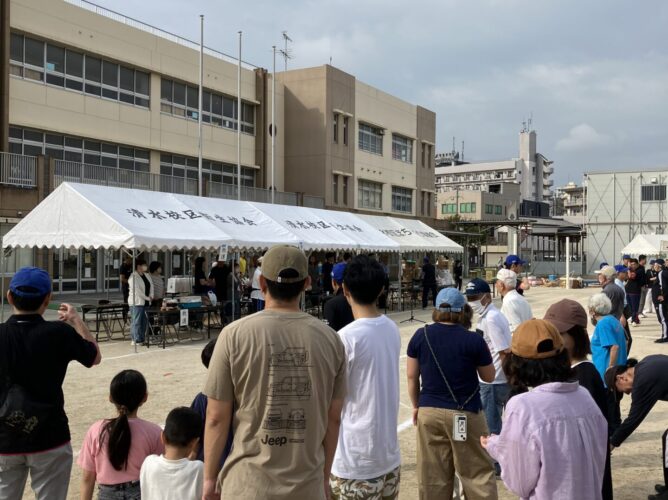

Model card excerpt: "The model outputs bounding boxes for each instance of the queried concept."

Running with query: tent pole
[230,249,235,322]
[59,248,63,297]
[398,252,403,313]
[105,250,110,300]
[1,238,5,323]
[132,249,137,354]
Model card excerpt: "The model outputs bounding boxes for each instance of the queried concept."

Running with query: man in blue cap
[504,254,529,295]
[0,267,101,500]
[615,264,633,352]
[465,278,511,476]
[324,262,354,331]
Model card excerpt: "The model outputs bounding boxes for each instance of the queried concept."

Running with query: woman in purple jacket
[481,319,608,500]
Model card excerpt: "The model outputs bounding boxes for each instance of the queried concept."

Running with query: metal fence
[303,195,326,209]
[0,152,36,187]
[208,182,298,206]
[54,160,198,195]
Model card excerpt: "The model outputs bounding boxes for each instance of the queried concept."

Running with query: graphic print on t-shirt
[262,344,312,446]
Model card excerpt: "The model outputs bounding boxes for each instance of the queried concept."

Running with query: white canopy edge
[620,234,668,256]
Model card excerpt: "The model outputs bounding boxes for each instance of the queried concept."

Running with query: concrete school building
[586,168,668,274]
[0,0,437,293]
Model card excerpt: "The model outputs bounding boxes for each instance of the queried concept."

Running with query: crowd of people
[3,249,668,500]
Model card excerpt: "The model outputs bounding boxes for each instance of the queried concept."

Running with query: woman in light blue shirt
[589,293,628,384]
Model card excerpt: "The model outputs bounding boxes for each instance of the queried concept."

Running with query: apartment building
[554,181,586,217]
[0,0,288,292]
[278,65,436,219]
[436,182,520,222]
[435,127,553,202]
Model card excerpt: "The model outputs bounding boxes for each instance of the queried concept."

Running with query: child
[191,338,233,465]
[78,369,163,500]
[140,407,203,500]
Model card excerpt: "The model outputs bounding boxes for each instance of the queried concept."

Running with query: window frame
[358,179,383,210]
[391,186,412,214]
[392,134,413,163]
[358,123,383,155]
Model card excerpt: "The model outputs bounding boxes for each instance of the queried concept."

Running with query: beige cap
[496,268,517,288]
[599,265,616,280]
[261,245,308,283]
[511,319,564,360]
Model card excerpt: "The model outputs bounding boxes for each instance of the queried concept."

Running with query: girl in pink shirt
[78,369,163,500]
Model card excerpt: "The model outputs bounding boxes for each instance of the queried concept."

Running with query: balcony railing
[0,152,37,187]
[51,159,322,207]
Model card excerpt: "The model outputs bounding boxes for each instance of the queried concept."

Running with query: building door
[53,249,79,293]
[80,249,97,292]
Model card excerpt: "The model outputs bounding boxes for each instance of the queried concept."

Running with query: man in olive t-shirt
[203,245,346,500]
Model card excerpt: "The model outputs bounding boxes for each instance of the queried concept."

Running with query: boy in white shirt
[140,407,203,500]
[330,255,402,499]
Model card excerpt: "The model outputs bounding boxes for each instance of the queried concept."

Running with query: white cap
[496,268,517,288]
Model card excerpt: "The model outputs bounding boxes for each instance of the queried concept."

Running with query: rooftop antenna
[452,136,456,153]
[521,119,527,133]
[528,112,533,131]
[279,31,293,71]
[461,141,465,162]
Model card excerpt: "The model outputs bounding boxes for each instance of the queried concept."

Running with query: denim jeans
[130,305,147,343]
[479,382,509,435]
[98,482,140,500]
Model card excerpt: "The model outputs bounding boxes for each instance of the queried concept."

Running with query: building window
[460,202,476,213]
[161,78,255,135]
[427,145,433,168]
[421,143,426,167]
[421,192,425,216]
[160,154,255,187]
[8,126,149,171]
[391,186,412,213]
[358,123,383,155]
[342,176,349,205]
[332,174,339,204]
[485,204,493,214]
[495,205,503,215]
[641,184,667,202]
[358,180,382,209]
[10,33,150,107]
[392,134,413,163]
[426,193,431,216]
[441,203,457,214]
[333,114,338,144]
[343,117,349,146]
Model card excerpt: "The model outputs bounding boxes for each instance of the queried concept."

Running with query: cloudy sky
[97,0,668,185]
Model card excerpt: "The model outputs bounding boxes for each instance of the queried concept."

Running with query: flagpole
[237,31,242,201]
[271,45,276,204]
[198,15,204,197]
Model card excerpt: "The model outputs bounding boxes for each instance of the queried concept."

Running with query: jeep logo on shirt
[261,434,288,446]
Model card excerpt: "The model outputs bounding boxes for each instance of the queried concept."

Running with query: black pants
[602,444,613,500]
[455,278,463,291]
[663,429,668,488]
[623,305,633,355]
[657,300,668,340]
[422,284,437,308]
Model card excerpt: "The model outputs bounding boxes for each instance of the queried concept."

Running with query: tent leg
[398,252,403,313]
[105,250,110,300]
[59,248,63,298]
[132,250,137,354]
[230,251,236,322]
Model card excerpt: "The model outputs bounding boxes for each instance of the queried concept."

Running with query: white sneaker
[640,313,647,318]
[130,341,136,346]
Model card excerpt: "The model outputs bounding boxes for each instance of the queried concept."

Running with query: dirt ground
[18,286,668,499]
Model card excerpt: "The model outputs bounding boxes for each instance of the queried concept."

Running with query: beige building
[555,181,586,217]
[436,182,520,222]
[278,65,436,219]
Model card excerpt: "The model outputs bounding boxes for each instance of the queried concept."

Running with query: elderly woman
[589,293,628,384]
[482,319,608,499]
[407,288,497,500]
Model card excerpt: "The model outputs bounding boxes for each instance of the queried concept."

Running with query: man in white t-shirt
[465,278,511,475]
[496,268,533,333]
[330,255,402,500]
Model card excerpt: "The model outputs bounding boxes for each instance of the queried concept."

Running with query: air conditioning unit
[651,177,659,184]
[378,129,385,135]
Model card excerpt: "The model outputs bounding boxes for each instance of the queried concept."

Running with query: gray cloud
[95,0,668,185]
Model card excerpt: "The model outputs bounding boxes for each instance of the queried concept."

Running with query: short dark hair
[343,252,352,261]
[639,254,647,262]
[264,268,306,301]
[604,358,638,391]
[201,338,217,368]
[163,407,202,447]
[432,303,473,329]
[149,261,162,273]
[9,289,48,312]
[503,350,573,396]
[563,324,591,359]
[134,258,147,270]
[343,255,385,305]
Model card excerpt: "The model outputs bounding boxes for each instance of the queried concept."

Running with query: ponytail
[100,370,147,471]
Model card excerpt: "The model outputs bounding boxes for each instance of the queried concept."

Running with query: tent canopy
[2,182,462,254]
[620,234,668,256]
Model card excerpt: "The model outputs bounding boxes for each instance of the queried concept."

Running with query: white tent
[357,214,463,253]
[620,234,668,256]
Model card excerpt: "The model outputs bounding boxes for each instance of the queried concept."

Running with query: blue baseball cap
[464,278,491,296]
[331,262,347,284]
[622,254,631,260]
[9,267,52,297]
[614,265,628,273]
[599,261,609,269]
[435,288,466,312]
[656,259,665,266]
[650,259,656,265]
[505,254,526,266]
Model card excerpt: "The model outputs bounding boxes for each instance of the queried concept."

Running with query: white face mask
[141,265,148,272]
[469,300,486,315]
